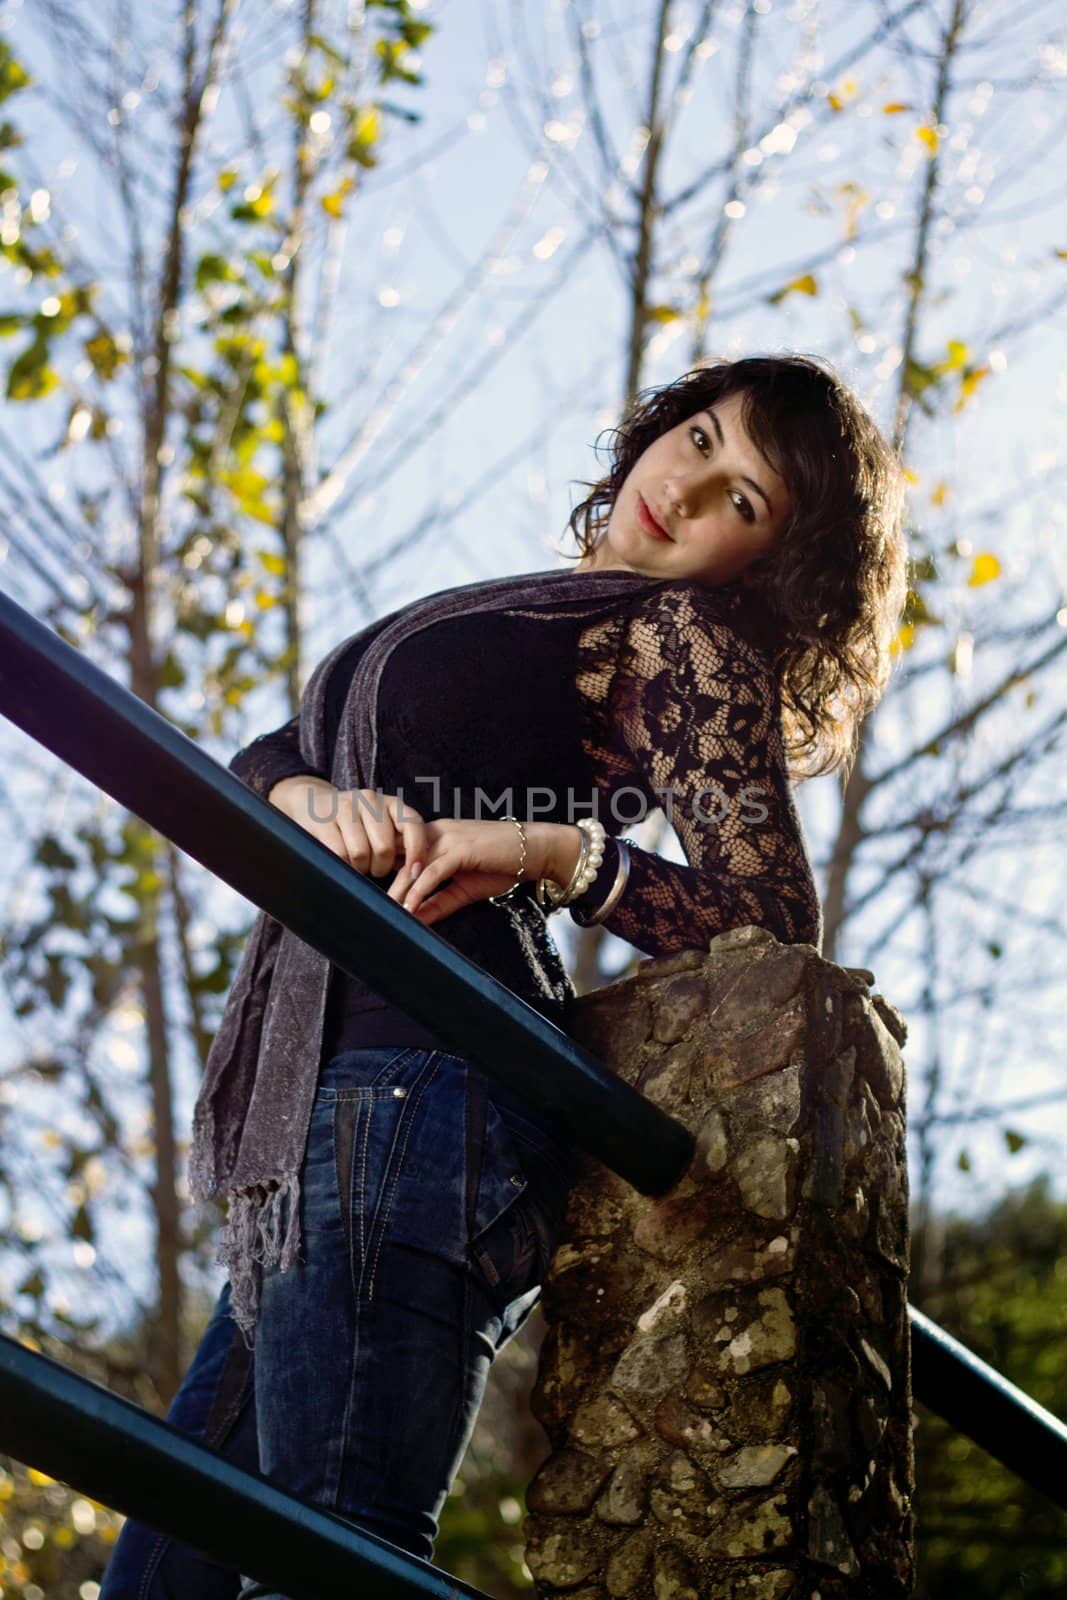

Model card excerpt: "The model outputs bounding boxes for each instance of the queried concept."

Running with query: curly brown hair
[560,353,909,786]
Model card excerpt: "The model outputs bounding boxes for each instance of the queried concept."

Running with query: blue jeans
[98,1047,576,1598]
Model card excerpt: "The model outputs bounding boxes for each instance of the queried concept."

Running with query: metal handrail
[909,1306,1067,1508]
[0,1331,494,1598]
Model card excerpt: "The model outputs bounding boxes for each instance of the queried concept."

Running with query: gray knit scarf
[188,563,684,1343]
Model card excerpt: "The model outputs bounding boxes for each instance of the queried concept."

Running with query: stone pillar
[525,927,913,1600]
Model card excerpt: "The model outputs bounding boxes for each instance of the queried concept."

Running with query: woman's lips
[637,493,672,540]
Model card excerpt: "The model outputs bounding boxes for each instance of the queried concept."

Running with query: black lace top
[228,577,823,1062]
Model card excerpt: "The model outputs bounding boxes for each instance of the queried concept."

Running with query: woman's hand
[387,818,579,927]
[267,776,431,881]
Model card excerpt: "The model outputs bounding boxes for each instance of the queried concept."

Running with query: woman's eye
[690,426,755,522]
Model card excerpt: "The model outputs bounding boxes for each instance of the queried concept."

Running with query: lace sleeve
[228,712,328,803]
[570,584,822,955]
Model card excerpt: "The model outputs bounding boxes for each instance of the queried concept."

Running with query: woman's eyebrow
[702,408,774,517]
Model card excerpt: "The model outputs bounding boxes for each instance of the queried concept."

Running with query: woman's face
[578,390,791,586]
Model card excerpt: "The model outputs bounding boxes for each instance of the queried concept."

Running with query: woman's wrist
[523,821,583,887]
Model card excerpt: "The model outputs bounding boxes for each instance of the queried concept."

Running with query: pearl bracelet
[535,818,606,913]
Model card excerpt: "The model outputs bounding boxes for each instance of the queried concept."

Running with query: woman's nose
[664,464,721,517]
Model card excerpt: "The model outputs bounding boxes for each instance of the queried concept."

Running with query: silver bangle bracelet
[571,837,632,928]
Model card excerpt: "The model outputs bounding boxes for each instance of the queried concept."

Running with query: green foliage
[436,1460,535,1596]
[913,1175,1067,1598]
[0,38,33,103]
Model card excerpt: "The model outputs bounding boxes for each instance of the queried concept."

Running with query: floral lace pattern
[563,582,822,953]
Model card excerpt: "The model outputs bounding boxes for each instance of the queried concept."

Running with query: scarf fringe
[213,1174,302,1348]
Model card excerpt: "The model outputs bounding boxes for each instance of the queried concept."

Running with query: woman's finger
[358,788,404,878]
[391,797,432,886]
[407,878,466,926]
[402,850,450,912]
[315,817,355,863]
[332,788,388,876]
[327,787,368,873]
[279,781,361,867]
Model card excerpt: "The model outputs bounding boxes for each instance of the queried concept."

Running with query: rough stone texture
[525,928,913,1598]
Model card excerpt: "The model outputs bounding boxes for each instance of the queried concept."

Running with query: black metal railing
[0,1329,494,1599]
[908,1305,1067,1503]
[1,587,1065,1598]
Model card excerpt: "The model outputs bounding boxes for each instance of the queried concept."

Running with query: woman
[99,353,907,1597]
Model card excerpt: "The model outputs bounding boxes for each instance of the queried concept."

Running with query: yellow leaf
[902,467,920,485]
[768,273,818,305]
[241,500,280,528]
[254,589,276,609]
[827,76,859,111]
[890,621,916,656]
[647,304,680,323]
[84,331,126,380]
[882,101,912,114]
[28,1468,56,1485]
[353,106,378,146]
[915,125,940,155]
[42,1129,63,1148]
[223,467,270,499]
[954,365,991,409]
[967,552,1001,587]
[320,176,354,220]
[218,168,239,192]
[944,339,969,369]
[930,482,951,506]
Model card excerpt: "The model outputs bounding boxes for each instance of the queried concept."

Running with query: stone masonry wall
[524,925,913,1600]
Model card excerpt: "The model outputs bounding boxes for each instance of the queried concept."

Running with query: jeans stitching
[135,1530,169,1600]
[356,1095,372,1281]
[335,1100,356,1299]
[364,1057,440,1300]
[319,1046,417,1100]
